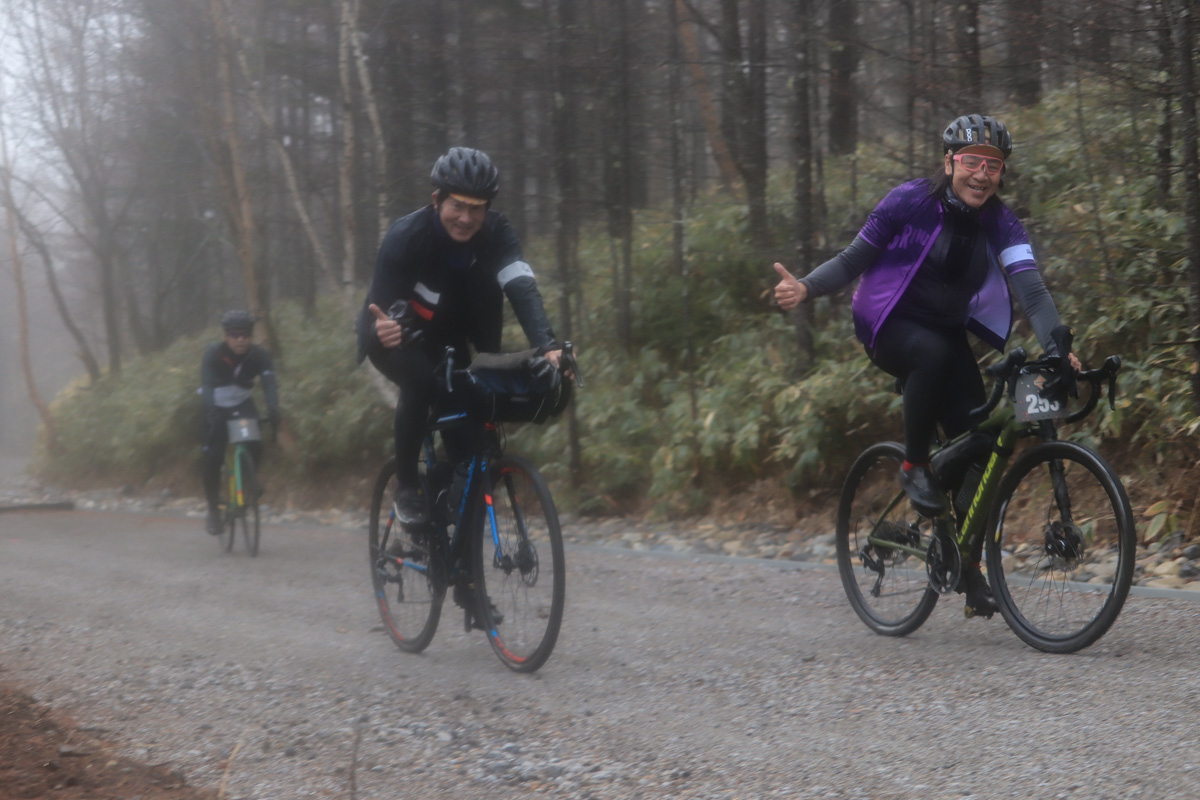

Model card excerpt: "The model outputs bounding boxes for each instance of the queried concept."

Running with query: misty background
[2,0,1198,514]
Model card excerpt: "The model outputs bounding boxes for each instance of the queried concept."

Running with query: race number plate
[1016,373,1069,422]
[226,418,262,442]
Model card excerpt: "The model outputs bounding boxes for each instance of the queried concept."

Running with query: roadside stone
[1153,560,1184,578]
[1144,576,1188,589]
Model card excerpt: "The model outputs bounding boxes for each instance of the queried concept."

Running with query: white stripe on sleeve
[497,261,536,288]
[414,282,440,305]
[999,244,1034,268]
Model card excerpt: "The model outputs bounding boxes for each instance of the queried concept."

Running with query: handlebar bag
[450,349,572,424]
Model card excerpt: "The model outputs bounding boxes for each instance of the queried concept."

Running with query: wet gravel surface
[4,463,1200,799]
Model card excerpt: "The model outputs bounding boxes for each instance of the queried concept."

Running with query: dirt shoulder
[0,685,217,800]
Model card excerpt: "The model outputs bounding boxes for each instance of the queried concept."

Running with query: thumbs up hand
[370,303,403,349]
[772,263,808,311]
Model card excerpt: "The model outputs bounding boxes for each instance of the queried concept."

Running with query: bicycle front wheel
[219,508,236,553]
[473,456,565,673]
[985,440,1135,653]
[237,448,261,557]
[836,442,939,636]
[368,458,445,653]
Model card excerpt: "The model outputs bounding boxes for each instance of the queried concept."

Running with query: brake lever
[1104,355,1121,411]
[444,346,456,392]
[562,341,584,388]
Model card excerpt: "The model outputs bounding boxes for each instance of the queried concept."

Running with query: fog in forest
[3,0,1199,474]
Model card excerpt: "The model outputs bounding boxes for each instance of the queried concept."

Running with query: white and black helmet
[430,147,500,201]
[942,114,1012,158]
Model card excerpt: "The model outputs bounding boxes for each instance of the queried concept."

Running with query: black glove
[526,355,560,390]
[386,299,427,349]
[1043,325,1078,400]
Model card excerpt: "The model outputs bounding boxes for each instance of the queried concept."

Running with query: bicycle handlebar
[440,341,584,392]
[967,347,1121,426]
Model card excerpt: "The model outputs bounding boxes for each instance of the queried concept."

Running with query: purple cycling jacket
[852,180,1036,352]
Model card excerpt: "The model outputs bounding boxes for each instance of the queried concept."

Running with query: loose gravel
[5,463,1200,799]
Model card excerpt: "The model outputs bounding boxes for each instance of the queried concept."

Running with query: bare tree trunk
[0,118,57,451]
[791,0,816,374]
[1156,1,1175,206]
[674,0,741,195]
[603,0,635,350]
[667,0,699,434]
[711,0,768,247]
[1008,0,1043,106]
[552,0,582,482]
[207,0,276,353]
[338,0,358,304]
[902,0,917,177]
[1173,0,1200,412]
[222,2,350,323]
[348,0,389,246]
[827,0,859,155]
[2,197,102,383]
[951,0,982,110]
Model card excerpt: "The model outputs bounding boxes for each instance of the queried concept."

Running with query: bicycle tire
[218,454,237,553]
[985,440,1135,653]
[237,448,261,557]
[219,508,236,552]
[368,457,444,653]
[471,455,565,673]
[836,442,940,636]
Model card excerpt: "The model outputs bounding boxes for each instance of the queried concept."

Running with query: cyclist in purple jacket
[774,114,1080,616]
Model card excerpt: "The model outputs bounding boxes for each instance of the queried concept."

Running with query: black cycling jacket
[199,342,279,419]
[356,204,557,363]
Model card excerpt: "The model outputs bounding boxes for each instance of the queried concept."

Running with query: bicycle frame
[225,442,250,515]
[862,410,1027,564]
[863,347,1120,564]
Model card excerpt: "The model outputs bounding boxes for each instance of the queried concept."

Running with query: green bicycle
[836,345,1133,653]
[218,414,262,556]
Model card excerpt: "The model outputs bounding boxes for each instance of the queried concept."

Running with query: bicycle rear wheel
[985,440,1135,653]
[368,457,445,653]
[472,456,565,673]
[236,448,261,557]
[836,442,939,636]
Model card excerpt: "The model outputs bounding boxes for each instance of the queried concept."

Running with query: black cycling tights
[868,317,986,464]
[369,345,476,488]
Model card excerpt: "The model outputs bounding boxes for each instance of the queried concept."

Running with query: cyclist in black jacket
[357,147,561,526]
[200,310,280,535]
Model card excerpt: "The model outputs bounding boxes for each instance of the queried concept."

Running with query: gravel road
[3,507,1200,800]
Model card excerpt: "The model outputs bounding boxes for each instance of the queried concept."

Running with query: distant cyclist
[200,310,280,535]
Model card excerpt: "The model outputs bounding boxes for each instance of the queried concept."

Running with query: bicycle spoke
[474,457,564,673]
[836,442,939,636]
[368,459,443,653]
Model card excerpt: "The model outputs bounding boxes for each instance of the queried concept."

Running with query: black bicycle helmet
[221,309,255,332]
[430,147,500,201]
[942,114,1012,158]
